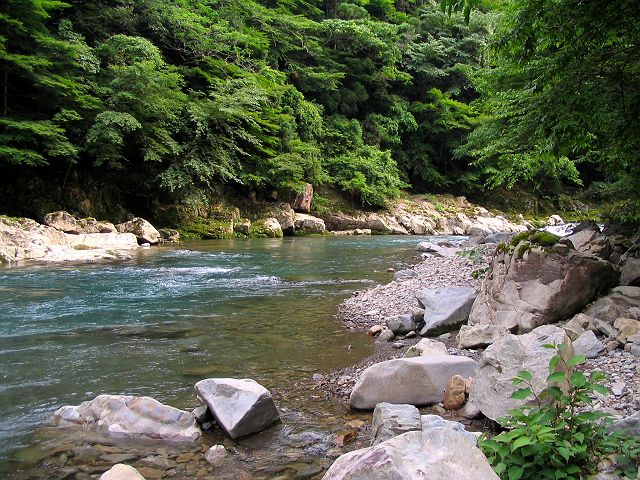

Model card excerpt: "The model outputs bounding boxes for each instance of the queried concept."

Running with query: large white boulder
[194,378,280,439]
[99,464,146,480]
[417,287,477,335]
[469,239,619,332]
[49,395,201,441]
[350,355,478,410]
[468,325,573,423]
[322,428,499,480]
[116,218,161,244]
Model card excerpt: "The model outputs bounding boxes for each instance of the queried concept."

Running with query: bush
[480,344,640,480]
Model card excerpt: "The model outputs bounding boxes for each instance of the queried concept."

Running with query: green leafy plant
[480,344,639,480]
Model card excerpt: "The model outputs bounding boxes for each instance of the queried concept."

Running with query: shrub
[480,344,640,480]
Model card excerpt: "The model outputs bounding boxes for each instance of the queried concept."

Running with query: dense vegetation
[1,0,638,220]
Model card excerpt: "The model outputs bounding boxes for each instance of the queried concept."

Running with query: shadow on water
[0,235,442,478]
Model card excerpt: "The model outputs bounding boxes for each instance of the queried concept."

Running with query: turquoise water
[0,235,437,476]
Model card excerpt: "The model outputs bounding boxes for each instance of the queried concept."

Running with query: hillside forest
[1,0,638,222]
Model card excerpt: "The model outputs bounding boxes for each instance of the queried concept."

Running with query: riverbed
[0,235,444,479]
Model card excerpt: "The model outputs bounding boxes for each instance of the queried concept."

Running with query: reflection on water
[0,235,442,477]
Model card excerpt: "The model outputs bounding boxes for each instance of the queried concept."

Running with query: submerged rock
[194,378,280,439]
[349,355,478,410]
[322,428,498,480]
[49,394,201,441]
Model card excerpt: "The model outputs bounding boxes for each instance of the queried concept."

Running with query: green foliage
[480,345,639,480]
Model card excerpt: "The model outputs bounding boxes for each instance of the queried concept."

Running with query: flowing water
[0,235,446,478]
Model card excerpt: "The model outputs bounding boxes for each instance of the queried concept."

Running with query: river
[0,235,442,478]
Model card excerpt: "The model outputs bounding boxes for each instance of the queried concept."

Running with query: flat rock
[350,355,478,410]
[371,403,422,445]
[49,395,200,441]
[469,325,573,423]
[194,378,280,439]
[457,324,509,349]
[322,428,499,480]
[417,287,477,335]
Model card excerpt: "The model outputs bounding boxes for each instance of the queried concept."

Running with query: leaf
[511,387,533,400]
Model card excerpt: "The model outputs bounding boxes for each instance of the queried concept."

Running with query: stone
[116,218,161,244]
[294,213,326,234]
[393,269,417,281]
[420,414,477,445]
[349,354,478,410]
[204,445,228,467]
[469,242,619,332]
[49,395,201,441]
[377,329,394,342]
[293,183,313,213]
[370,403,422,445]
[368,325,383,336]
[457,324,509,349]
[233,219,251,235]
[614,318,640,343]
[572,330,603,358]
[322,428,499,480]
[416,287,477,335]
[563,313,595,341]
[43,211,82,233]
[194,378,280,439]
[443,375,467,410]
[469,325,573,423]
[403,338,448,358]
[99,464,145,480]
[385,313,417,335]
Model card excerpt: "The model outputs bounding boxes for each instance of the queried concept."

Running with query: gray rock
[457,324,509,349]
[417,287,477,335]
[350,355,478,410]
[99,464,145,480]
[322,428,499,480]
[421,414,477,445]
[371,403,422,445]
[572,330,603,358]
[403,338,448,358]
[469,325,573,423]
[49,394,201,441]
[116,217,161,244]
[386,313,417,335]
[194,378,280,439]
[469,242,619,332]
[483,232,513,244]
[393,269,417,281]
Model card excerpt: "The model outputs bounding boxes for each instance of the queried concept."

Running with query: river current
[0,235,442,478]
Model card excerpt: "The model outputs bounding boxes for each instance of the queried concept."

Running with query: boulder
[457,324,509,349]
[403,338,448,358]
[417,287,477,335]
[293,183,314,213]
[572,330,603,358]
[583,286,640,324]
[49,395,201,441]
[294,213,326,234]
[420,414,477,445]
[116,218,161,244]
[322,428,499,480]
[194,378,280,439]
[385,313,417,335]
[469,242,619,332]
[614,318,640,343]
[350,355,478,410]
[370,403,422,445]
[99,464,146,480]
[443,375,467,410]
[469,325,573,423]
[43,211,82,233]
